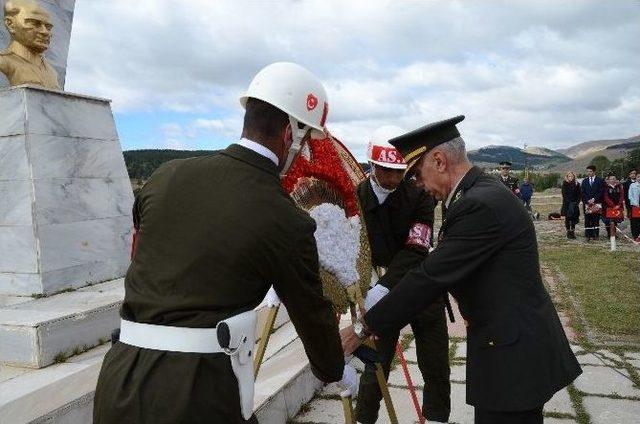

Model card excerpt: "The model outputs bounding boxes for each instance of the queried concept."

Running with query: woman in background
[561,171,581,239]
[603,173,625,238]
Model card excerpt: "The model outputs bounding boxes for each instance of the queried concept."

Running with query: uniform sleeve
[365,199,504,338]
[378,192,434,290]
[272,215,344,383]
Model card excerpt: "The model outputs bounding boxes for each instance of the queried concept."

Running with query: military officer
[342,116,582,424]
[498,161,520,197]
[93,63,346,423]
[355,126,450,424]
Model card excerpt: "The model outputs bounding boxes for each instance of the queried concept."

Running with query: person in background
[498,161,521,197]
[561,172,581,239]
[581,165,604,241]
[520,177,534,211]
[628,176,640,241]
[602,173,625,238]
[623,169,637,231]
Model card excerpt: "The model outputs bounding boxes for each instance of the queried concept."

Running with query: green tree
[589,155,611,174]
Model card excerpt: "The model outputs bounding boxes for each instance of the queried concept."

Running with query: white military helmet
[240,62,329,175]
[367,125,407,170]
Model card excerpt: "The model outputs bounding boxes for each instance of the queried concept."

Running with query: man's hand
[340,325,365,356]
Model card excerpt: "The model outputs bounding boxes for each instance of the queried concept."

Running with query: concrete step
[0,304,300,423]
[0,279,124,368]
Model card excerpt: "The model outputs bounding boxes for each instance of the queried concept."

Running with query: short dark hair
[607,172,616,178]
[630,169,637,174]
[586,165,596,171]
[242,97,289,140]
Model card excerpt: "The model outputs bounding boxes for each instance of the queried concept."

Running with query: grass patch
[540,245,640,338]
[567,384,590,424]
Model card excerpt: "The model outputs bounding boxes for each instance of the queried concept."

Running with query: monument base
[0,85,133,296]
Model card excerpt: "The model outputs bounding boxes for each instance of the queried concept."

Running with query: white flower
[309,203,361,288]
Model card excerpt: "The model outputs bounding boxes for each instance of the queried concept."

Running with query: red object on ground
[395,343,425,424]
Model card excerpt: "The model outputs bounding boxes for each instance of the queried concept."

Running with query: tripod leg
[254,304,280,378]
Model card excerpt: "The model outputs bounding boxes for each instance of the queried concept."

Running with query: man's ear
[5,18,15,34]
[283,123,293,149]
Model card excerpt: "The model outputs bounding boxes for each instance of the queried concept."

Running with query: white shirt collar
[445,173,467,209]
[236,138,279,166]
[370,176,393,204]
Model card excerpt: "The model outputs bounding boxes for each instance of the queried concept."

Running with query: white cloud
[64,0,640,156]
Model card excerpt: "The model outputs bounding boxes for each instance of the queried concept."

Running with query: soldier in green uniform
[498,161,521,197]
[93,63,346,424]
[355,126,450,424]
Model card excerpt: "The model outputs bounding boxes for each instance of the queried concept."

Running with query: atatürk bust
[0,0,60,90]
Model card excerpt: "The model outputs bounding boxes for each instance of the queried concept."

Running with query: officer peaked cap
[389,115,465,173]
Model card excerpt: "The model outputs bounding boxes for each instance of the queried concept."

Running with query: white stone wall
[0,86,133,295]
[0,0,76,89]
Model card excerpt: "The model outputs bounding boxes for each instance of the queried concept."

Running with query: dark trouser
[355,300,450,423]
[631,218,640,239]
[474,406,543,424]
[584,211,600,238]
[564,217,576,231]
[522,197,531,210]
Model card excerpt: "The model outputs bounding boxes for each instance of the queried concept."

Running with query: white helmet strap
[280,116,310,177]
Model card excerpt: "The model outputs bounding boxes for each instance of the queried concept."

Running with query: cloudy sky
[64,0,640,159]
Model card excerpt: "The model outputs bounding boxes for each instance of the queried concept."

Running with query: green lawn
[539,245,640,339]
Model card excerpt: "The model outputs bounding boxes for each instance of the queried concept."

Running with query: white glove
[339,363,358,397]
[264,286,280,307]
[364,284,390,311]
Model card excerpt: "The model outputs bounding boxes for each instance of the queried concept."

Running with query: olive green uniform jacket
[93,144,344,423]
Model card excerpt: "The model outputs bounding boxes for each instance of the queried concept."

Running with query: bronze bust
[0,0,60,90]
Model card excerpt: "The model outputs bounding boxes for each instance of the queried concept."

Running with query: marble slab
[33,177,133,225]
[0,279,123,368]
[28,135,129,179]
[0,0,76,89]
[0,226,38,274]
[24,89,118,140]
[0,87,133,295]
[0,90,26,137]
[0,273,41,296]
[0,180,33,226]
[0,135,30,180]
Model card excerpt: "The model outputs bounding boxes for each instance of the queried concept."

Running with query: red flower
[282,137,360,217]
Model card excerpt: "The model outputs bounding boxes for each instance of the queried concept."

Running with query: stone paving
[293,339,640,424]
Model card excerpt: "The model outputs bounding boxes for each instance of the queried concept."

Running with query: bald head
[4,0,53,54]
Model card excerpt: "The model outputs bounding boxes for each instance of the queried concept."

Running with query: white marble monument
[0,85,134,296]
[0,0,75,89]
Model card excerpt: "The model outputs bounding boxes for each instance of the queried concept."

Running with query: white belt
[118,310,258,420]
[119,319,223,353]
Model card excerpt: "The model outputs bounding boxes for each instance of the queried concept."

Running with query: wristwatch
[353,319,370,340]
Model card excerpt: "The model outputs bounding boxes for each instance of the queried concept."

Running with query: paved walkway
[293,339,640,423]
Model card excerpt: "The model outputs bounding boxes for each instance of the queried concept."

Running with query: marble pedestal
[0,85,133,296]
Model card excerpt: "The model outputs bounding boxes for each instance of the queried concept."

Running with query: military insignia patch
[453,190,463,204]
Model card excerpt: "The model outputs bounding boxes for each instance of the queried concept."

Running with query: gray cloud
[64,0,640,154]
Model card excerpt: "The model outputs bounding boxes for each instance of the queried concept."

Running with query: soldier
[498,161,520,197]
[355,126,450,424]
[342,116,582,424]
[93,62,348,423]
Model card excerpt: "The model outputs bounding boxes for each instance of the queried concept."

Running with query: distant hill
[124,149,216,180]
[467,145,570,170]
[549,135,640,174]
[557,135,640,159]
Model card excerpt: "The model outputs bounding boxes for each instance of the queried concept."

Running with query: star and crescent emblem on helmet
[306,93,318,111]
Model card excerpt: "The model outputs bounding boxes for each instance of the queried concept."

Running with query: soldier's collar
[7,41,45,64]
[221,143,279,177]
[445,166,483,209]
